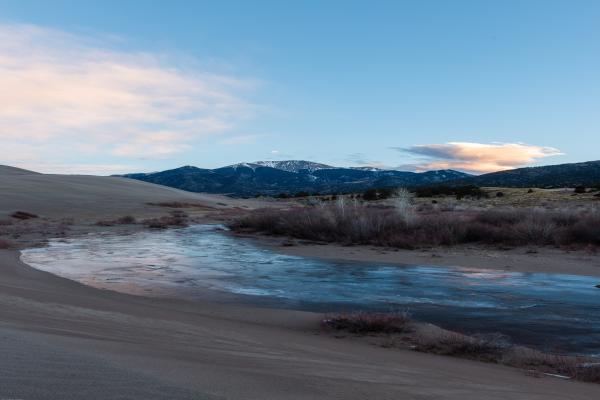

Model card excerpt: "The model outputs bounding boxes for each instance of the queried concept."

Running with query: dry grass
[322,311,412,334]
[95,215,137,226]
[322,311,600,383]
[413,331,510,362]
[11,211,39,220]
[142,211,189,229]
[147,201,216,210]
[231,201,600,249]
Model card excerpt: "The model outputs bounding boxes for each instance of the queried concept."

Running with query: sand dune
[0,165,252,219]
[1,166,599,399]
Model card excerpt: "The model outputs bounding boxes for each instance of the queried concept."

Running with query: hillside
[458,160,600,188]
[121,161,470,196]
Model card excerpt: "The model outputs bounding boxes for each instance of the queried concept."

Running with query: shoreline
[235,232,600,277]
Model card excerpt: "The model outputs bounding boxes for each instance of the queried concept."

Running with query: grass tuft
[322,311,412,334]
[11,211,39,220]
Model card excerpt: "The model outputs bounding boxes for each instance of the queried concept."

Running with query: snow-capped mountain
[121,160,472,197]
[252,160,334,173]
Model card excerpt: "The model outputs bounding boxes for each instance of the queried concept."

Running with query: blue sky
[0,0,598,174]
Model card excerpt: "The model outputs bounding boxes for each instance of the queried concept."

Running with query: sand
[1,166,599,399]
[252,236,600,277]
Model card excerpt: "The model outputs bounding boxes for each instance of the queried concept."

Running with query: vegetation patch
[11,211,39,220]
[142,211,189,229]
[322,311,600,383]
[231,200,600,249]
[322,311,412,334]
[0,238,14,249]
[95,216,137,226]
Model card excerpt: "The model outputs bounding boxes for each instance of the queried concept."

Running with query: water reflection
[21,224,600,354]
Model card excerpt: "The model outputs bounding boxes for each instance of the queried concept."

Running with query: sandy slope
[0,165,261,219]
[2,250,599,399]
[1,167,599,399]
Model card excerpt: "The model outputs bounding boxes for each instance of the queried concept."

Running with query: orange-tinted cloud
[396,142,563,174]
[0,23,258,173]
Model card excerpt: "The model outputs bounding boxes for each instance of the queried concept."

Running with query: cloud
[0,23,258,173]
[394,142,563,173]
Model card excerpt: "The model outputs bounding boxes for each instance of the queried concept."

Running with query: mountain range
[121,160,470,197]
[120,159,600,197]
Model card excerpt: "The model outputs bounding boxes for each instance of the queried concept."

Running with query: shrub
[414,332,510,362]
[574,186,587,194]
[362,189,379,201]
[231,203,600,249]
[321,312,600,383]
[415,185,488,199]
[142,211,189,229]
[362,187,397,201]
[116,215,136,224]
[11,211,38,220]
[95,215,137,226]
[0,238,13,249]
[322,312,412,334]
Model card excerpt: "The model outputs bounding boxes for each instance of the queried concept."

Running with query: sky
[0,0,598,175]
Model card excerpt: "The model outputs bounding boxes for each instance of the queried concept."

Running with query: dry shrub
[231,203,600,249]
[148,201,215,210]
[0,238,13,249]
[503,348,600,382]
[322,311,412,334]
[321,312,600,383]
[11,211,38,220]
[95,215,137,226]
[143,211,189,229]
[414,332,510,362]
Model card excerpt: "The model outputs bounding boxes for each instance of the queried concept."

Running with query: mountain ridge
[120,159,600,197]
[120,160,470,196]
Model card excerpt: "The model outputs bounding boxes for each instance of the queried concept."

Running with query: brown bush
[414,332,510,362]
[322,311,412,334]
[95,215,137,226]
[321,312,600,383]
[142,211,189,229]
[11,211,39,220]
[0,238,14,249]
[231,203,600,249]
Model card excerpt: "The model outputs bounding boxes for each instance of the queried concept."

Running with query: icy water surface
[21,224,600,354]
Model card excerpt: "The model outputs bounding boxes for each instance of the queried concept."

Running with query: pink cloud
[0,23,259,171]
[397,142,563,173]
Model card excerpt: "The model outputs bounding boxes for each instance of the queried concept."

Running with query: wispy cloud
[0,23,259,173]
[394,142,563,173]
